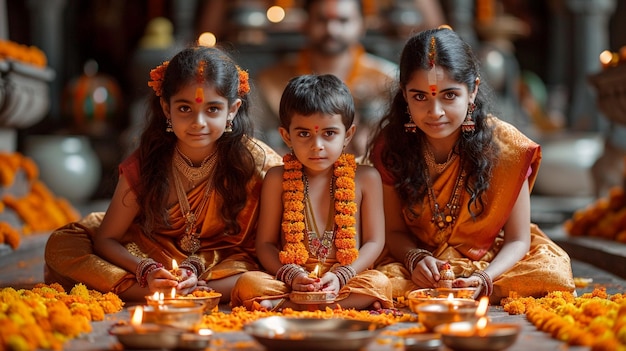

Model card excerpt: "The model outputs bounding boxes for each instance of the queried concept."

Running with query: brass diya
[109,324,182,350]
[407,288,477,313]
[435,321,521,351]
[145,292,222,314]
[129,304,204,331]
[416,300,479,331]
[244,316,385,351]
[289,291,337,304]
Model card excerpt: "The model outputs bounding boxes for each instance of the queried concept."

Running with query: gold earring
[166,118,174,132]
[404,106,417,133]
[225,119,233,133]
[462,103,476,133]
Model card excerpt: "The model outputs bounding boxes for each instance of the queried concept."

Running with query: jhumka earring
[225,119,233,133]
[404,106,417,133]
[166,118,174,132]
[462,103,476,133]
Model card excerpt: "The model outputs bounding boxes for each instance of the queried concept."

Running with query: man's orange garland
[279,153,358,266]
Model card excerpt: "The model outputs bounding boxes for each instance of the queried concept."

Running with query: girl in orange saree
[368,27,575,304]
[44,46,281,302]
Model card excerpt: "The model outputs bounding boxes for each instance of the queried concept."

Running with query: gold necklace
[173,147,216,188]
[303,173,335,264]
[424,143,457,174]
[172,154,217,254]
[425,165,465,231]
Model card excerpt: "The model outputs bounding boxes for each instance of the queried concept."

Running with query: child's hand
[410,256,447,288]
[290,272,319,292]
[175,269,199,296]
[320,272,340,294]
[147,267,178,292]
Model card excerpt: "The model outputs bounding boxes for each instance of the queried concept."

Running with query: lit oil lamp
[308,264,320,278]
[110,305,182,349]
[171,259,182,281]
[435,296,521,351]
[416,294,479,331]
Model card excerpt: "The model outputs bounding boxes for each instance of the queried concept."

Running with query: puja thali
[244,316,385,351]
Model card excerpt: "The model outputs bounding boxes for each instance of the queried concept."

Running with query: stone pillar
[0,0,7,39]
[26,0,67,123]
[444,0,479,49]
[172,0,198,45]
[566,0,616,131]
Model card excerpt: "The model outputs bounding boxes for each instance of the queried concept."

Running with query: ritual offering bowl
[407,288,477,313]
[244,316,385,351]
[402,333,442,351]
[416,300,479,331]
[109,323,182,350]
[177,329,213,350]
[129,304,204,331]
[289,291,337,305]
[146,292,222,314]
[435,321,521,351]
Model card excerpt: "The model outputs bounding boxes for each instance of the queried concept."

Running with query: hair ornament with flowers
[148,61,169,97]
[148,60,250,98]
[278,153,358,266]
[236,65,250,96]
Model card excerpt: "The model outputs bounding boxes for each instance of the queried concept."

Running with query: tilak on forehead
[195,60,206,103]
[427,36,443,96]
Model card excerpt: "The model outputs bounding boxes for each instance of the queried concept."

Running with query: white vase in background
[23,135,101,204]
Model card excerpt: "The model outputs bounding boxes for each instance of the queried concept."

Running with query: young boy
[231,74,393,311]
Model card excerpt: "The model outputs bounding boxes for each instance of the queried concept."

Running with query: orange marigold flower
[236,66,250,96]
[147,61,169,96]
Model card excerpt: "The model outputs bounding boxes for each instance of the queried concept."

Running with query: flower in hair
[236,66,250,96]
[148,61,169,97]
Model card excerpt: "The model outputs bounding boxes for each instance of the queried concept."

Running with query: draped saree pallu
[374,116,576,304]
[44,139,282,296]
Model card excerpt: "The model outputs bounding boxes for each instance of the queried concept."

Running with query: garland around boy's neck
[279,153,359,266]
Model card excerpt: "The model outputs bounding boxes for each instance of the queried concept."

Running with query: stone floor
[1,195,625,350]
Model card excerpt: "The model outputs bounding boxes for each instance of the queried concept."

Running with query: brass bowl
[289,291,337,305]
[435,321,521,350]
[416,300,478,331]
[110,324,182,349]
[129,304,204,331]
[244,316,385,351]
[407,288,477,313]
[146,293,222,314]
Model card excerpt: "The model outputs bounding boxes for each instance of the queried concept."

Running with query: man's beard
[311,36,351,56]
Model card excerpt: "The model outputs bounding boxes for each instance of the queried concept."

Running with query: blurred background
[2,0,626,226]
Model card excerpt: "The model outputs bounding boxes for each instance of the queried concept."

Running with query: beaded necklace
[303,174,335,264]
[173,147,216,188]
[172,149,218,253]
[424,143,458,175]
[425,164,465,231]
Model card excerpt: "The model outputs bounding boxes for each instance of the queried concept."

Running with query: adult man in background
[254,0,399,157]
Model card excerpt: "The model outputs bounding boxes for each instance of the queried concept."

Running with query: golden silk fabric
[373,117,575,303]
[230,258,394,310]
[44,138,282,295]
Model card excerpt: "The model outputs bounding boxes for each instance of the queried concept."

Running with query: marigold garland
[0,39,47,67]
[278,153,358,266]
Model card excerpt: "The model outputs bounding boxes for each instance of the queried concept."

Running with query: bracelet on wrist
[404,249,433,274]
[471,270,493,297]
[331,265,357,288]
[276,264,306,287]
